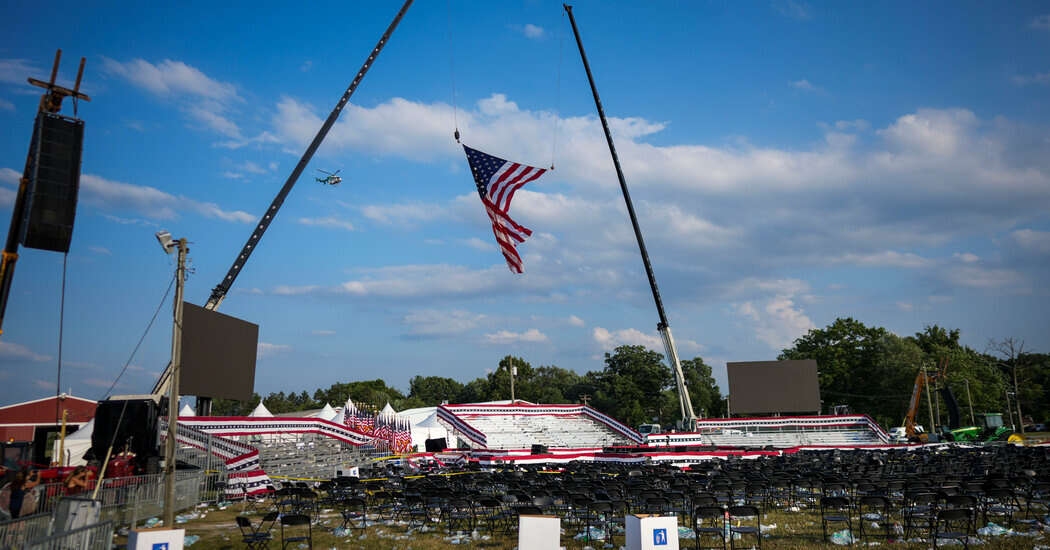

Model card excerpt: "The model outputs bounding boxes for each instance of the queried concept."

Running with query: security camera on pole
[156,230,187,528]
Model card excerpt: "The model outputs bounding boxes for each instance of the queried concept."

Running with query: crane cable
[92,273,176,498]
[54,253,68,427]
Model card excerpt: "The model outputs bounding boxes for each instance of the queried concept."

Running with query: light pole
[157,231,187,529]
[508,364,516,403]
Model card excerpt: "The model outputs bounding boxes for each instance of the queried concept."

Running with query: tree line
[213,317,1047,431]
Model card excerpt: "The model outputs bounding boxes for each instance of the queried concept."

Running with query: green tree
[589,345,672,427]
[211,393,261,416]
[681,357,725,418]
[407,376,465,406]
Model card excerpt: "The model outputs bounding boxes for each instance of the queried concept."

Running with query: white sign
[518,515,560,550]
[626,514,679,550]
[129,527,185,550]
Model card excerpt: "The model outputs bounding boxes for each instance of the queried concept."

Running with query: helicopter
[315,169,342,186]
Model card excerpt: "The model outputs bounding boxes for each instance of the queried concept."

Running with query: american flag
[463,145,547,273]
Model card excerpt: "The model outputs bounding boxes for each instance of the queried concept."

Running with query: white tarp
[51,418,94,467]
[179,403,195,417]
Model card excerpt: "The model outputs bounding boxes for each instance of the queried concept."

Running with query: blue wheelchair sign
[151,544,169,550]
[653,527,668,545]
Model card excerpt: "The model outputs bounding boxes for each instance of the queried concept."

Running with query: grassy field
[129,501,1050,550]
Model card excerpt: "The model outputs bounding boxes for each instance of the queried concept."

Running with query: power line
[100,274,175,400]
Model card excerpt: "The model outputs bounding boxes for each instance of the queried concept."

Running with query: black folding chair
[693,505,727,550]
[820,496,853,544]
[933,508,974,549]
[279,514,312,550]
[728,505,761,550]
[236,516,272,550]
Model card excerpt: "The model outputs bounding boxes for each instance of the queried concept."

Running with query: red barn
[0,394,96,466]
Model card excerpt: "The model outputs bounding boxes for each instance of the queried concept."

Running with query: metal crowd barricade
[0,512,53,549]
[25,520,113,550]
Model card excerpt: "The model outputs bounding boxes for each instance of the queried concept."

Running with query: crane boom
[151,0,414,397]
[205,0,414,311]
[564,4,697,426]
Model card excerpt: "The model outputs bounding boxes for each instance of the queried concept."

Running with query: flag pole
[563,4,697,425]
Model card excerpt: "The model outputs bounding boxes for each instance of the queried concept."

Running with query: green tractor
[947,413,1019,443]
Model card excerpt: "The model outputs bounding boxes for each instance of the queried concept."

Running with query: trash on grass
[830,529,856,545]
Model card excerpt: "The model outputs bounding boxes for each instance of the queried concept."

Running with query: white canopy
[179,404,195,417]
[380,402,396,418]
[52,418,94,467]
[249,402,273,417]
[317,402,338,421]
[415,412,443,429]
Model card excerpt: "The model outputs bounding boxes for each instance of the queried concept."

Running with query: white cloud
[222,172,243,179]
[312,330,336,336]
[0,168,19,185]
[944,265,1023,289]
[360,203,447,225]
[952,252,979,263]
[592,327,663,351]
[102,58,242,137]
[1010,229,1050,254]
[300,60,313,72]
[88,246,112,255]
[896,301,914,312]
[733,292,815,351]
[402,309,485,337]
[789,79,818,92]
[568,315,585,327]
[1011,73,1050,86]
[0,98,13,111]
[102,58,237,101]
[773,0,812,20]
[463,237,496,251]
[521,24,545,39]
[484,328,548,344]
[877,108,977,156]
[0,341,51,362]
[34,379,55,390]
[297,216,354,231]
[1031,14,1050,30]
[0,59,38,85]
[257,342,291,359]
[81,174,254,223]
[239,161,266,174]
[831,250,932,269]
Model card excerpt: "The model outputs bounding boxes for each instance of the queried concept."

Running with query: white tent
[380,402,396,418]
[249,402,273,417]
[179,403,195,417]
[51,418,94,467]
[317,403,338,422]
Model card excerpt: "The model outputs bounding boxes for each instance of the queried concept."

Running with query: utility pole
[963,378,975,426]
[162,237,187,528]
[563,4,696,427]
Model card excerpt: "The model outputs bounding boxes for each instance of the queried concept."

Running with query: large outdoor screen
[726,359,820,415]
[180,303,258,401]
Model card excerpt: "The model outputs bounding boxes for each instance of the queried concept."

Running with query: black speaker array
[22,112,84,253]
[90,398,161,470]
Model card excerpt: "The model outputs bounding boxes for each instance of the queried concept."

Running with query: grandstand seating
[440,404,638,450]
[648,415,889,448]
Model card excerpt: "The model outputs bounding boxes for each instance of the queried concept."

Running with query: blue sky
[1,1,1048,408]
